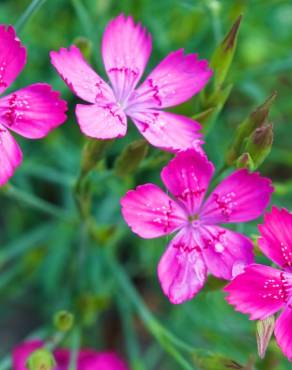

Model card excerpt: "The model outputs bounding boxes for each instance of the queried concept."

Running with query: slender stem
[0,223,54,266]
[15,0,47,32]
[69,327,81,370]
[104,251,196,370]
[2,185,76,223]
[117,296,146,370]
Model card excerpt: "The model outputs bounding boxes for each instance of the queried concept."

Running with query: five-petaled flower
[50,14,212,152]
[0,25,67,186]
[225,207,292,361]
[13,340,129,370]
[121,150,273,304]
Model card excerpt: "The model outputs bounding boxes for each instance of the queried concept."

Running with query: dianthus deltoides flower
[13,340,129,370]
[121,150,273,304]
[225,207,292,361]
[0,25,67,186]
[50,14,212,152]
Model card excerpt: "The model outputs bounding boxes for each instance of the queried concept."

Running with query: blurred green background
[0,0,291,369]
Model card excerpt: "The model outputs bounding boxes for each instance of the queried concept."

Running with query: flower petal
[76,102,127,139]
[158,228,207,304]
[200,225,254,280]
[50,45,115,103]
[102,14,151,103]
[275,307,292,361]
[12,340,44,370]
[0,124,22,186]
[224,264,287,320]
[54,349,129,370]
[259,207,292,272]
[0,25,26,94]
[129,110,203,152]
[0,84,67,138]
[200,169,273,224]
[121,183,187,238]
[161,149,214,215]
[130,49,212,109]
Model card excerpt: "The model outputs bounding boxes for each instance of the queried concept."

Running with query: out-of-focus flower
[50,14,212,152]
[225,207,292,361]
[0,25,67,186]
[121,149,273,304]
[13,340,129,370]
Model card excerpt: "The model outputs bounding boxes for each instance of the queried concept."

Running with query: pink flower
[12,340,129,370]
[50,14,212,152]
[0,25,67,186]
[121,150,273,304]
[224,206,292,361]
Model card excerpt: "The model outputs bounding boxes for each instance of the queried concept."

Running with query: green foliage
[0,1,291,370]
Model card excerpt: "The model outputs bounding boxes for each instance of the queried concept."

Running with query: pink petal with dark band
[0,124,22,186]
[132,49,212,109]
[200,225,254,280]
[259,207,292,272]
[158,228,207,304]
[224,264,287,320]
[161,149,214,215]
[200,169,273,224]
[50,46,115,104]
[121,183,187,238]
[76,102,127,139]
[102,14,152,103]
[0,83,67,138]
[0,25,26,95]
[129,110,203,152]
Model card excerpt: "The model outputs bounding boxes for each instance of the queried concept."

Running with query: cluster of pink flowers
[13,340,128,370]
[1,12,291,364]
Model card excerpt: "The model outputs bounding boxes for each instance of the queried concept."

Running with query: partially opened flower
[121,150,273,304]
[0,25,67,186]
[225,207,292,361]
[50,14,212,152]
[13,340,129,370]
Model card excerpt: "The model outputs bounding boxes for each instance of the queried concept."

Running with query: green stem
[0,223,54,266]
[15,0,47,32]
[69,327,81,370]
[2,185,76,223]
[104,251,196,370]
[117,296,146,370]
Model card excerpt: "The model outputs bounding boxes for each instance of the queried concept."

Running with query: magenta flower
[50,14,212,152]
[121,150,273,304]
[225,207,292,361]
[13,340,129,370]
[0,25,67,186]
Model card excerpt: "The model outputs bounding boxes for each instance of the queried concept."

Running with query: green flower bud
[53,310,74,332]
[73,37,93,60]
[80,139,110,178]
[256,316,275,359]
[114,139,148,178]
[235,152,254,171]
[26,349,55,370]
[244,123,273,169]
[210,15,242,90]
[226,92,276,165]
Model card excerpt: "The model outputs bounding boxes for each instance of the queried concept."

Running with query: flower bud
[53,310,74,332]
[244,123,273,169]
[210,15,242,90]
[80,139,110,178]
[226,92,276,165]
[73,37,93,60]
[256,315,275,359]
[26,349,55,370]
[114,139,148,178]
[235,152,254,171]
